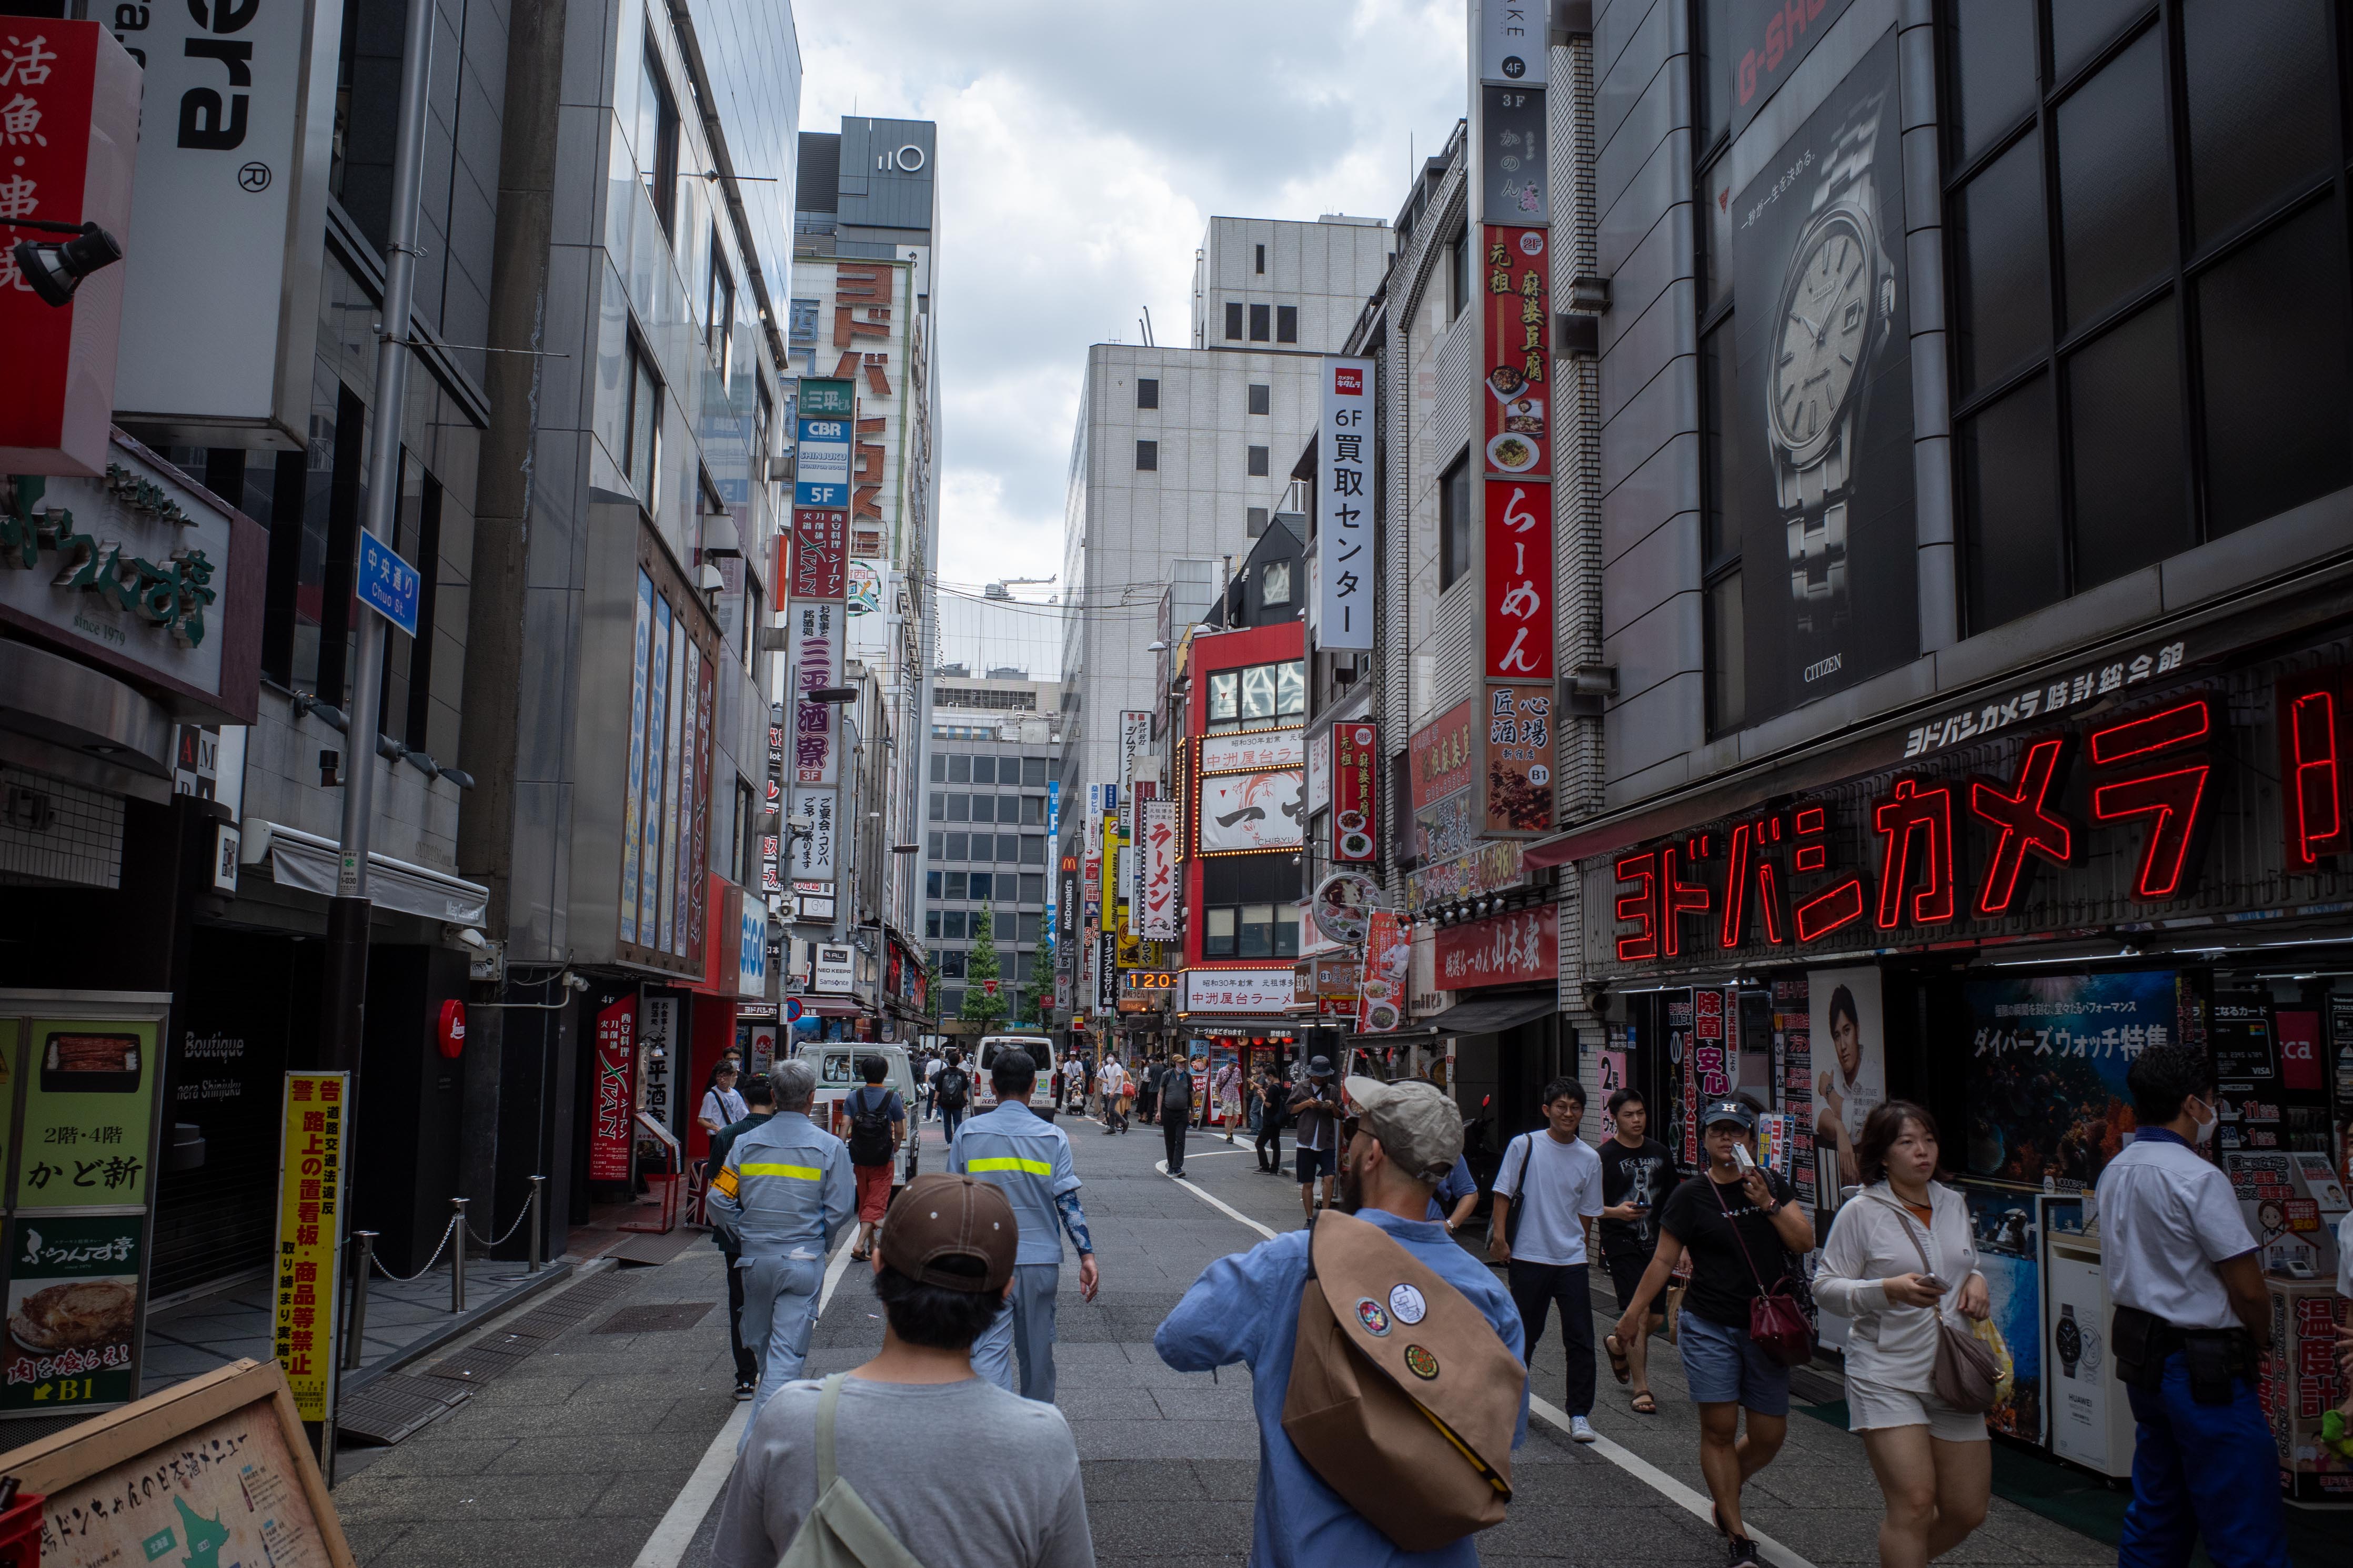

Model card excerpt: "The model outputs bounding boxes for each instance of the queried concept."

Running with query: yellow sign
[273,1072,349,1421]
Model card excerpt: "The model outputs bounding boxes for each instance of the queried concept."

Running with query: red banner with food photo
[1332,720,1379,862]
[1481,225,1551,479]
[1482,682,1556,836]
[1358,910,1410,1033]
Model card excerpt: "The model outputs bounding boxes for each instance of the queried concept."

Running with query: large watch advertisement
[1730,27,1916,725]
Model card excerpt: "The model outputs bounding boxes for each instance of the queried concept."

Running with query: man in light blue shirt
[1157,1076,1526,1565]
[949,1047,1100,1400]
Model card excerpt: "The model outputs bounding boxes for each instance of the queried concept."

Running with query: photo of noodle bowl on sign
[1312,871,1382,946]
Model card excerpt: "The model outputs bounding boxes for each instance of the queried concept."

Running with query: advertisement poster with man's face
[1961,969,2189,1191]
[1729,27,1916,725]
[1809,966,1884,1199]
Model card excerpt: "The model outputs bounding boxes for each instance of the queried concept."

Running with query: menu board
[14,1019,157,1210]
[1,1212,142,1413]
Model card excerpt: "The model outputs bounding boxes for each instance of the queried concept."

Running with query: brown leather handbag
[1713,1179,1815,1369]
[1869,1197,1999,1414]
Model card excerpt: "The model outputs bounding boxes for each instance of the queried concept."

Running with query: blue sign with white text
[356,529,420,638]
[795,416,853,508]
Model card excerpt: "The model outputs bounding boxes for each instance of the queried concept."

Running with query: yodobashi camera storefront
[1565,621,2353,1500]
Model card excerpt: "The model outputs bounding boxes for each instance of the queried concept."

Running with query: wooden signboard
[0,1359,355,1567]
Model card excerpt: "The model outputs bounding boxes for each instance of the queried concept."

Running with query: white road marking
[630,1225,862,1568]
[1162,1163,1821,1568]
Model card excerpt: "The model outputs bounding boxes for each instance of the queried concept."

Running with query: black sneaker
[734,1380,755,1401]
[1726,1535,1761,1567]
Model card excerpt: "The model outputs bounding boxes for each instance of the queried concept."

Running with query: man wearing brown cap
[714,1174,1098,1568]
[1157,1076,1527,1565]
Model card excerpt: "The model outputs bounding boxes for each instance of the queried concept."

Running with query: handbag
[1868,1197,1999,1414]
[1711,1178,1815,1369]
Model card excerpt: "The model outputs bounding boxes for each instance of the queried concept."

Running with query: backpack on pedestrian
[934,1065,968,1112]
[1282,1210,1525,1552]
[846,1087,896,1167]
[774,1374,926,1568]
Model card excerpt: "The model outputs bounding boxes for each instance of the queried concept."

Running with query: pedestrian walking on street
[1159,1056,1194,1176]
[713,1173,1098,1568]
[1139,1055,1162,1124]
[1254,1065,1288,1174]
[1214,1056,1241,1141]
[845,1055,904,1262]
[1488,1077,1607,1444]
[935,1048,971,1144]
[1429,1152,1478,1235]
[699,1061,749,1139]
[707,1074,778,1400]
[949,1047,1101,1401]
[1813,1102,1992,1568]
[921,1047,942,1122]
[1613,1099,1816,1568]
[1597,1087,1676,1417]
[1289,1057,1344,1222]
[1095,1056,1129,1133]
[707,1059,854,1429]
[1156,1075,1528,1565]
[2095,1043,2287,1567]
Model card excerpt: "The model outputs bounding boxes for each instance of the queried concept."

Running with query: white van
[967,1035,1059,1118]
[806,1044,922,1183]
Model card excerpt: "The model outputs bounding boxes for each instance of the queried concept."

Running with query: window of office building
[1204,659,1305,732]
[1248,445,1269,477]
[1276,305,1298,343]
[1248,506,1269,537]
[1439,450,1472,589]
[1137,439,1158,471]
[1255,242,1266,274]
[636,45,679,240]
[1263,559,1292,605]
[1249,383,1270,416]
[1942,0,2352,634]
[706,239,735,381]
[1225,302,1244,340]
[1199,855,1301,958]
[947,754,970,782]
[1137,378,1159,409]
[1022,757,1048,786]
[1250,304,1271,341]
[625,335,661,509]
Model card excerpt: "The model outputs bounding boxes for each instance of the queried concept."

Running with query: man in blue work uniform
[948,1046,1100,1400]
[707,1074,777,1400]
[1157,1075,1527,1566]
[2096,1041,2287,1567]
[707,1058,854,1431]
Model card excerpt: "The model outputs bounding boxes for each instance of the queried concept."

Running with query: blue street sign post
[356,529,420,638]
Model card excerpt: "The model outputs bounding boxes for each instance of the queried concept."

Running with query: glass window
[1250,304,1271,341]
[1440,451,1472,589]
[1274,906,1300,957]
[929,753,945,781]
[926,871,941,898]
[942,951,967,978]
[1022,757,1048,786]
[625,337,661,505]
[1138,378,1159,409]
[948,754,970,783]
[706,239,735,381]
[1204,907,1238,956]
[1960,375,2065,629]
[1021,873,1045,902]
[2049,0,2147,83]
[1248,446,1269,477]
[945,832,968,860]
[1225,302,1244,340]
[2055,27,2171,329]
[1137,440,1158,471]
[1700,320,1735,563]
[928,791,944,821]
[943,911,967,939]
[972,756,996,784]
[946,872,968,901]
[1275,660,1305,715]
[1249,384,1270,416]
[926,912,941,938]
[1706,572,1744,736]
[1693,0,1734,150]
[946,795,969,822]
[1953,132,2049,394]
[1276,306,1298,343]
[1021,835,1045,865]
[1238,904,1275,958]
[1022,795,1045,825]
[970,872,993,901]
[1262,560,1291,605]
[636,49,679,238]
[1208,670,1239,722]
[944,988,964,1014]
[1248,507,1269,537]
[1945,0,2037,167]
[2184,0,2332,248]
[2065,297,2189,588]
[1698,155,1736,313]
[1449,230,1471,317]
[971,795,996,824]
[928,831,943,858]
[1020,913,1043,943]
[1241,664,1277,721]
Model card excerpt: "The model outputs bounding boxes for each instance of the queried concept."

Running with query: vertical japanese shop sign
[1315,358,1375,650]
[1692,990,1731,1115]
[270,1071,346,1421]
[1044,781,1062,948]
[14,1018,156,1209]
[1484,481,1552,680]
[1359,911,1409,1033]
[1482,682,1555,835]
[589,998,635,1181]
[1139,797,1180,939]
[1411,699,1478,863]
[790,600,842,784]
[788,507,849,599]
[686,650,715,967]
[1096,932,1117,1013]
[1333,721,1379,862]
[794,381,854,509]
[1,1212,142,1413]
[620,572,654,945]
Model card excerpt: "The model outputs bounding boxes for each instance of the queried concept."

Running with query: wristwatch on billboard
[1766,95,1894,638]
[2056,1302,2082,1380]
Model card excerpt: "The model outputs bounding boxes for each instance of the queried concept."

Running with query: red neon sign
[2087,697,2208,764]
[1872,778,1957,930]
[2280,676,2347,868]
[1720,816,1788,948]
[1660,842,1712,959]
[2087,699,2213,900]
[1614,851,1657,961]
[1970,736,2074,915]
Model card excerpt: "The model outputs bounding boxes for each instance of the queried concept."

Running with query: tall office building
[920,671,1063,1021]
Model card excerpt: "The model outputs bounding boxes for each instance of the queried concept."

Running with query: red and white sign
[437,998,466,1059]
[1202,730,1304,773]
[589,998,636,1181]
[1411,700,1476,810]
[0,23,139,476]
[1481,225,1551,479]
[1484,481,1552,680]
[1185,969,1296,1014]
[787,507,848,600]
[1434,904,1558,990]
[1199,770,1303,852]
[1333,721,1379,862]
[1358,910,1409,1033]
[1139,797,1180,939]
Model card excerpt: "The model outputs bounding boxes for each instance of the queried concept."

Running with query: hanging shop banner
[1202,731,1305,774]
[1185,970,1295,1015]
[1306,727,1332,814]
[1691,988,1731,1117]
[1408,839,1528,914]
[1315,357,1376,650]
[14,1017,158,1210]
[1411,700,1477,863]
[1358,910,1410,1034]
[788,786,838,882]
[794,413,853,509]
[269,1071,347,1421]
[589,998,635,1181]
[1138,798,1180,939]
[1478,0,1548,85]
[1481,682,1555,837]
[1773,977,1817,1207]
[1482,85,1550,224]
[1481,229,1551,480]
[1097,932,1118,1013]
[1,1211,143,1417]
[787,507,849,599]
[789,599,842,784]
[813,944,856,994]
[1199,770,1303,853]
[1044,781,1062,947]
[1484,481,1552,680]
[1120,710,1152,806]
[1728,28,1914,725]
[1434,904,1557,990]
[1332,721,1379,862]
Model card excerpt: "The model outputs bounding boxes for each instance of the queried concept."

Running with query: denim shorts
[1295,1144,1337,1182]
[1677,1310,1792,1416]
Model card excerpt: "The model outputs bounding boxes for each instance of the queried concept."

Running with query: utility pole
[321,0,435,1076]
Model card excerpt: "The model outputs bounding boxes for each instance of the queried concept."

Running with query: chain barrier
[368,1215,459,1283]
[464,1199,535,1251]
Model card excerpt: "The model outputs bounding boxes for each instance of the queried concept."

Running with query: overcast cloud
[796,1,1471,667]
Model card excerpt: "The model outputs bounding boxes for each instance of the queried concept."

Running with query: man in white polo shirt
[1490,1075,1607,1443]
[2095,1042,2284,1567]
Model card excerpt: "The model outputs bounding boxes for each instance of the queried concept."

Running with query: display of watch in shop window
[2056,1301,2083,1381]
[1767,95,1895,638]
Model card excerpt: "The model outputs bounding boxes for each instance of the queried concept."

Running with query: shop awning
[245,821,489,925]
[1421,991,1558,1037]
[795,995,866,1018]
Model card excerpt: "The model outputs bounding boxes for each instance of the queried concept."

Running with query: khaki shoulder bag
[1282,1211,1526,1553]
[774,1375,927,1568]
[1866,1198,1998,1415]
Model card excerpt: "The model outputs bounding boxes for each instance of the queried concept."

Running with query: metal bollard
[344,1231,378,1371]
[527,1175,546,1272]
[449,1197,468,1313]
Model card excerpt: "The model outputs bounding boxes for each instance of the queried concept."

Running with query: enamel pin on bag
[1281,1211,1526,1552]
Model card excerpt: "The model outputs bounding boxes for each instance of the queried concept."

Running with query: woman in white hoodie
[1814,1101,1993,1568]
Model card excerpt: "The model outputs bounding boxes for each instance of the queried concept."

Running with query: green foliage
[1021,940,1055,1026]
[959,905,1008,1026]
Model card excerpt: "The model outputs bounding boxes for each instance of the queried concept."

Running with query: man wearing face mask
[2095,1042,2285,1567]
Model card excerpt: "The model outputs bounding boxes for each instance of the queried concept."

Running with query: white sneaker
[1569,1415,1598,1444]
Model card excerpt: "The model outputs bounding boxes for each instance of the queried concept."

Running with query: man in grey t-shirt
[713,1174,1096,1568]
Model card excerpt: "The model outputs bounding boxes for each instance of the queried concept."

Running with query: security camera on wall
[1583,980,1614,1021]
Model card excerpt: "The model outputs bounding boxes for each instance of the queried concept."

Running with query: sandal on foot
[1630,1391,1658,1415]
[1604,1333,1632,1384]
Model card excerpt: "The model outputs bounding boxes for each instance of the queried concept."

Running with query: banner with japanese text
[589,998,635,1181]
[1315,358,1375,650]
[272,1071,347,1421]
[1434,904,1557,991]
[1481,682,1556,836]
[1139,798,1180,939]
[1333,720,1379,862]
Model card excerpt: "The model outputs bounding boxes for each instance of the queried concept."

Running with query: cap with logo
[1343,1075,1464,1184]
[1701,1098,1756,1132]
[878,1173,1017,1293]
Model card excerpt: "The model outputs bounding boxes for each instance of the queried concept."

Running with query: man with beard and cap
[1156,1076,1527,1565]
[1289,1056,1345,1225]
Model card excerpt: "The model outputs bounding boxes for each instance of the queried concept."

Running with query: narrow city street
[328,1115,2121,1567]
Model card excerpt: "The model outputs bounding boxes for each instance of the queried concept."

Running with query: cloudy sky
[796,1,1472,673]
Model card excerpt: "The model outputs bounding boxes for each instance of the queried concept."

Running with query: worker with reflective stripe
[948,1046,1100,1400]
[707,1058,853,1430]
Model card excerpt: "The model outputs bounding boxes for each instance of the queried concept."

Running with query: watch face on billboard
[1728,28,1916,728]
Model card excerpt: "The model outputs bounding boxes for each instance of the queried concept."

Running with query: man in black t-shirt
[1597,1087,1676,1414]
